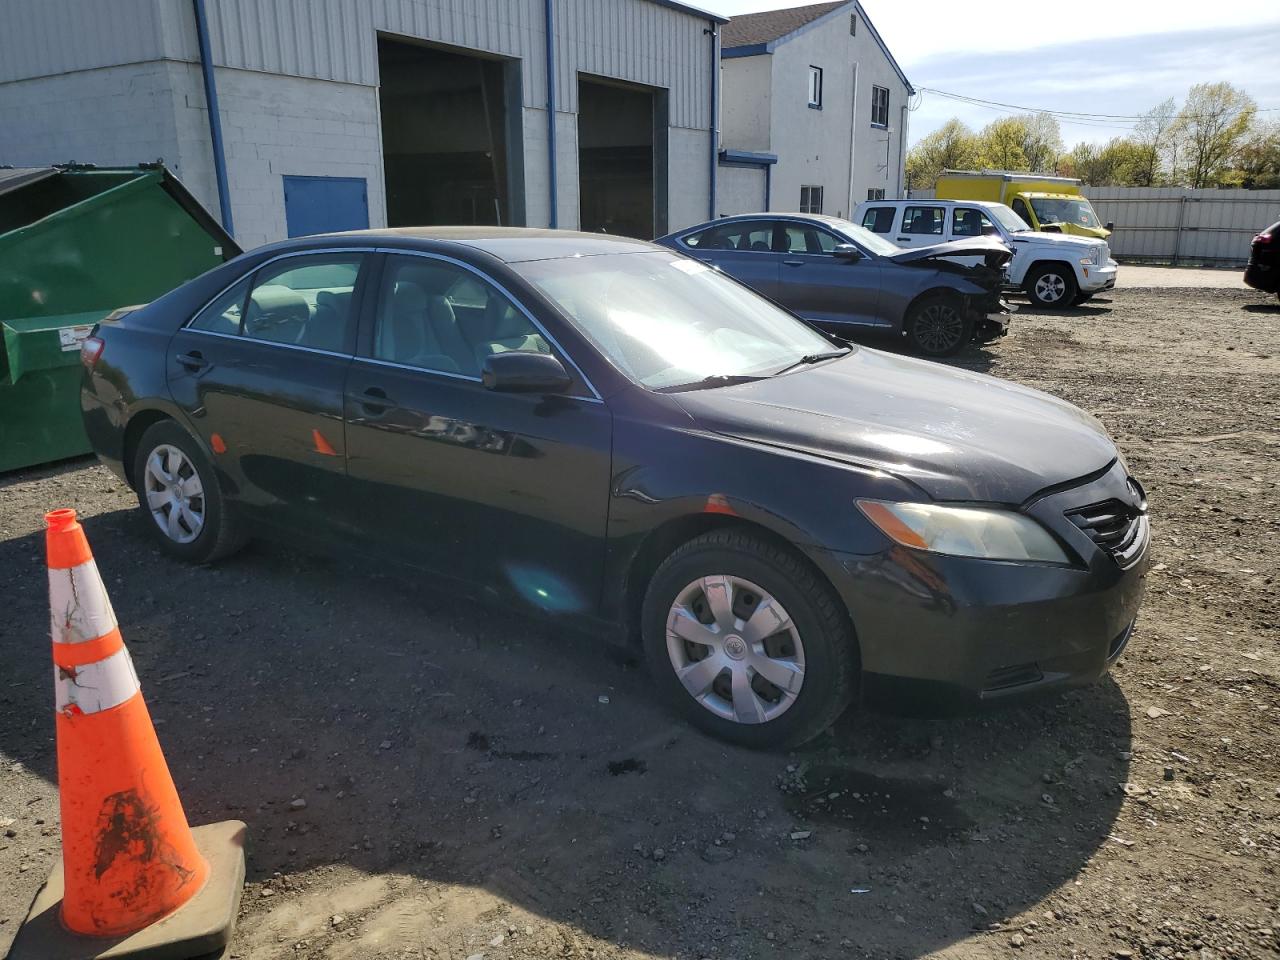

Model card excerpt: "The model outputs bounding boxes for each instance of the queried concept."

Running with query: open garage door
[577,76,667,239]
[378,36,524,227]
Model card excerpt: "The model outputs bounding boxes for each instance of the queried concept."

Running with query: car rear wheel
[1027,265,1078,309]
[905,295,973,358]
[641,529,857,749]
[132,420,243,563]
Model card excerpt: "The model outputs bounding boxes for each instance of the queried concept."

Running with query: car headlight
[857,500,1070,563]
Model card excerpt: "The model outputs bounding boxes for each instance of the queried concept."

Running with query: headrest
[392,281,426,314]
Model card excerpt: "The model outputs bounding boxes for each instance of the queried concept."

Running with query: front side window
[807,66,823,108]
[1011,197,1033,224]
[779,224,841,255]
[952,207,995,237]
[901,205,944,236]
[871,85,890,127]
[373,256,549,378]
[514,252,838,391]
[861,206,896,233]
[800,185,824,215]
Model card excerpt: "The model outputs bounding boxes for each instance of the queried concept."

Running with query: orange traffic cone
[9,509,247,960]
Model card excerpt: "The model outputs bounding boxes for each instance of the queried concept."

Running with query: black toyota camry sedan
[81,228,1149,748]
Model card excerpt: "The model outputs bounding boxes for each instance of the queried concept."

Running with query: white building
[717,0,913,219]
[0,0,724,249]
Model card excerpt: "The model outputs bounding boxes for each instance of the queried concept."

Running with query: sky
[698,0,1280,148]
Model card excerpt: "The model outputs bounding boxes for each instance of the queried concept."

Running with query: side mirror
[481,351,572,394]
[833,243,863,262]
[1041,224,1062,234]
[1104,221,1115,232]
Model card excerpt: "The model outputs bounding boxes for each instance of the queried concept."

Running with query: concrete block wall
[168,65,386,251]
[0,63,181,172]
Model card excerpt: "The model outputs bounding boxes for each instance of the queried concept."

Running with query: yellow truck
[936,170,1112,240]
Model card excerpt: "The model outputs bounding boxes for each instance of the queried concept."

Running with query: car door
[678,219,782,299]
[342,252,613,616]
[894,204,945,248]
[166,250,367,535]
[772,222,886,328]
[947,206,1001,269]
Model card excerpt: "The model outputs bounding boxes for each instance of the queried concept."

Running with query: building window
[850,13,856,35]
[807,66,823,109]
[800,185,824,214]
[867,188,886,201]
[871,85,890,127]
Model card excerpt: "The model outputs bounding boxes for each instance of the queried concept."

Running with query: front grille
[1066,481,1148,568]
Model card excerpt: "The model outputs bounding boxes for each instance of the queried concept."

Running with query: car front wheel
[131,420,243,563]
[905,295,973,358]
[1027,265,1078,309]
[642,529,858,749]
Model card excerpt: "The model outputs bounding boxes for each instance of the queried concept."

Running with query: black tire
[905,294,973,358]
[641,529,858,750]
[131,420,244,563]
[1026,263,1078,309]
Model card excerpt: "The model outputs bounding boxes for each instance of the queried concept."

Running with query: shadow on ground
[0,501,1132,958]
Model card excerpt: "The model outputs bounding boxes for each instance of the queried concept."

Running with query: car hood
[884,237,1013,270]
[673,347,1117,504]
[1008,232,1097,250]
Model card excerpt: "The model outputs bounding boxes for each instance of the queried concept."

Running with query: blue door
[282,176,369,238]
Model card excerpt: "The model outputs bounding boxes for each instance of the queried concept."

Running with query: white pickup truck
[854,198,1117,308]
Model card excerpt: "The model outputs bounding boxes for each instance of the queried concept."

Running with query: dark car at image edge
[80,227,1149,748]
[1244,220,1280,298]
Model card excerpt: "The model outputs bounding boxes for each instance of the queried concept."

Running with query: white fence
[906,186,1280,266]
[1085,187,1280,266]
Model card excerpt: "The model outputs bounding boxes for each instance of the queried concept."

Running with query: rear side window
[861,206,896,234]
[902,206,944,236]
[245,255,363,352]
[684,221,775,252]
[190,276,251,335]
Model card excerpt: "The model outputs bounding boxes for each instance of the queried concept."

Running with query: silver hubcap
[143,444,205,544]
[665,575,805,725]
[1035,273,1067,302]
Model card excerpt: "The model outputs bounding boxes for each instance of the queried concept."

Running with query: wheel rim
[665,575,805,725]
[913,302,965,354]
[1034,272,1067,303]
[143,444,205,544]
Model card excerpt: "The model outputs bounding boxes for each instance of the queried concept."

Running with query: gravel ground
[1,286,1278,960]
[1113,266,1251,289]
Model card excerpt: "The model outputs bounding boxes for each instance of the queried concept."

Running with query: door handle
[896,237,910,242]
[358,386,395,414]
[782,259,804,267]
[176,350,208,372]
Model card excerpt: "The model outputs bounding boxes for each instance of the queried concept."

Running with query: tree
[1014,112,1063,174]
[976,117,1030,170]
[1172,82,1256,187]
[1226,120,1280,189]
[905,118,979,190]
[1131,97,1178,186]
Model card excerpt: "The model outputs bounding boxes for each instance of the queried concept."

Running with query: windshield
[1029,197,1100,229]
[986,203,1033,234]
[513,251,842,391]
[829,219,901,257]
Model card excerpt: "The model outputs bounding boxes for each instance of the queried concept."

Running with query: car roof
[859,199,1003,208]
[668,212,854,235]
[276,226,664,264]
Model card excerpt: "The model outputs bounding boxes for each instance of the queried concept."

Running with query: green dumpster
[0,163,239,473]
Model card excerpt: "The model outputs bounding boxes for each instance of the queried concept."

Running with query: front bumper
[1080,259,1118,293]
[825,461,1149,710]
[971,298,1014,343]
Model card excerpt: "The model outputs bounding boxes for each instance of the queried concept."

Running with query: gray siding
[0,0,165,83]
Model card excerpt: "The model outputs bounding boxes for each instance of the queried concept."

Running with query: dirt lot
[1,287,1278,960]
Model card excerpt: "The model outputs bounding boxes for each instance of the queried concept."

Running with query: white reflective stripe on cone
[48,561,117,645]
[54,648,140,716]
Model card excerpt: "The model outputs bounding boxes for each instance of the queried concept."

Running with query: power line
[919,86,1279,125]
